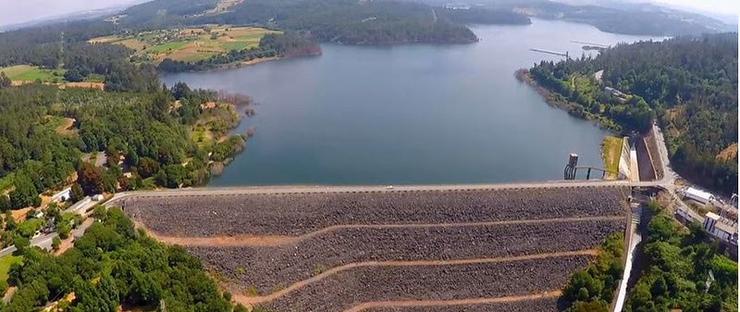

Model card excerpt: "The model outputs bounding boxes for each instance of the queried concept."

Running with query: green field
[0,65,65,82]
[148,40,191,53]
[91,26,281,63]
[601,136,623,179]
[0,255,23,282]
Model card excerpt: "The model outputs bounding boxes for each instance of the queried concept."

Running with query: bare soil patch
[717,143,738,161]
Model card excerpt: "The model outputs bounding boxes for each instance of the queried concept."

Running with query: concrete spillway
[530,48,568,57]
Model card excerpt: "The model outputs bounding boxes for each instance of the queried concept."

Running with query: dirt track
[355,291,560,312]
[153,215,624,247]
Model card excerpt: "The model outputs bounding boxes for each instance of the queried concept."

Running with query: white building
[51,187,72,203]
[681,187,715,205]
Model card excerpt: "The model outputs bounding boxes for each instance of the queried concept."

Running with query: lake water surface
[162,19,660,186]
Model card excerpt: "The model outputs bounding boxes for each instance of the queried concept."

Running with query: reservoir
[162,19,660,186]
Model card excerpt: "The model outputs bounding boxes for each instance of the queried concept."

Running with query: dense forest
[527,33,738,194]
[0,82,246,210]
[436,7,531,25]
[624,202,737,311]
[196,0,479,44]
[0,207,246,311]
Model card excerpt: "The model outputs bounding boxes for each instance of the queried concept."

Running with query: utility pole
[59,31,65,69]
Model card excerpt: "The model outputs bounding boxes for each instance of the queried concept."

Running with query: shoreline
[514,69,620,133]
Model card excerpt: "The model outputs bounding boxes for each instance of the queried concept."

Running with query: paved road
[107,127,682,205]
[0,232,59,257]
[107,179,640,205]
[0,197,98,258]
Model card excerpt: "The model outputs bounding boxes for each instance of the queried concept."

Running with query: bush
[52,237,61,251]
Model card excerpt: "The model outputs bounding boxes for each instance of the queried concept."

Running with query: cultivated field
[123,185,629,311]
[90,26,280,63]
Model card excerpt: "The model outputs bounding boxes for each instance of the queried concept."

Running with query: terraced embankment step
[359,293,560,312]
[121,186,629,236]
[124,185,630,312]
[256,254,592,312]
[186,218,624,294]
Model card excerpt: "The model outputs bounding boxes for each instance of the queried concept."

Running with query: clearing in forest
[90,26,281,63]
[0,65,65,83]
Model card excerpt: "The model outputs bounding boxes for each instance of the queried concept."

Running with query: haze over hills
[0,0,735,37]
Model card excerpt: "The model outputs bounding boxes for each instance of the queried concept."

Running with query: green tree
[51,236,61,251]
[137,157,160,179]
[70,183,84,202]
[9,174,40,209]
[0,72,10,89]
[0,194,10,211]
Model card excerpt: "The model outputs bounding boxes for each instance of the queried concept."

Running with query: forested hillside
[0,83,247,210]
[195,0,481,44]
[625,202,737,311]
[527,33,738,194]
[2,208,244,311]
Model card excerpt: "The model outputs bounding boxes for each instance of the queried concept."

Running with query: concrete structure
[681,187,715,205]
[68,196,92,215]
[444,4,470,10]
[703,212,738,246]
[605,86,628,103]
[51,187,72,203]
[617,137,633,181]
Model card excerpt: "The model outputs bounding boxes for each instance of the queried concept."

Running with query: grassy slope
[602,136,623,179]
[0,255,22,282]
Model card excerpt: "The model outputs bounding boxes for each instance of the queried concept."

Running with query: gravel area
[189,219,624,293]
[364,297,560,312]
[123,186,629,236]
[260,255,590,312]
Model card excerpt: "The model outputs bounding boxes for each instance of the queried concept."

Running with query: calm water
[163,19,660,186]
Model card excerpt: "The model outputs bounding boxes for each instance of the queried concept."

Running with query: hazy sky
[0,0,142,27]
[655,0,739,18]
[0,0,737,27]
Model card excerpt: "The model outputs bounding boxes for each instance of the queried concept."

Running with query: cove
[162,19,660,186]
